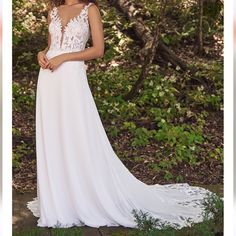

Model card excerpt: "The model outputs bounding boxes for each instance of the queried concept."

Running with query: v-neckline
[55,4,87,30]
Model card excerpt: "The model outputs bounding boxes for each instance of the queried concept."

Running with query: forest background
[12,0,224,234]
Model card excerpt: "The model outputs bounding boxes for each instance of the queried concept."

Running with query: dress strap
[84,2,94,12]
[49,7,58,20]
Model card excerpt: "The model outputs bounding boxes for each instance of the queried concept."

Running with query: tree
[108,0,188,71]
[197,0,204,55]
[124,0,167,100]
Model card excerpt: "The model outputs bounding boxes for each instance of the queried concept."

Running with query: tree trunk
[124,1,166,100]
[197,0,204,55]
[108,0,188,71]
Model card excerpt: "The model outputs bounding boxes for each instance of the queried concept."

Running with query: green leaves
[13,141,33,168]
[13,82,36,112]
[132,127,153,147]
[153,123,204,164]
[130,192,223,236]
[13,0,223,191]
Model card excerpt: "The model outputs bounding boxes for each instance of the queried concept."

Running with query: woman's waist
[46,49,84,59]
[46,49,85,67]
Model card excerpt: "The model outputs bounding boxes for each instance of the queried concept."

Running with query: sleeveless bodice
[48,3,93,53]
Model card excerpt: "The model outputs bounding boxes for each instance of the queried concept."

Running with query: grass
[13,228,50,236]
[128,192,223,236]
[13,227,82,236]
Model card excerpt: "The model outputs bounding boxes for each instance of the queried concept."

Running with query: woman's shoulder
[87,2,100,14]
[47,5,58,21]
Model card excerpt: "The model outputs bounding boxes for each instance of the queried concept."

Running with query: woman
[27,0,213,229]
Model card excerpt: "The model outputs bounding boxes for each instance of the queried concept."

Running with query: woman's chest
[49,7,90,50]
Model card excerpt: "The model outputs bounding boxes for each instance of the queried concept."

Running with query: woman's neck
[64,0,81,6]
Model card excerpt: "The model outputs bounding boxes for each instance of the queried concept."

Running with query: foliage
[13,0,48,46]
[188,60,223,111]
[13,0,48,73]
[13,227,82,236]
[51,227,82,236]
[202,192,224,234]
[141,0,223,50]
[130,192,223,236]
[13,141,33,168]
[13,0,223,193]
[13,228,47,236]
[131,209,174,232]
[13,82,36,112]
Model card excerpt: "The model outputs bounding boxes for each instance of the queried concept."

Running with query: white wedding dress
[27,2,214,229]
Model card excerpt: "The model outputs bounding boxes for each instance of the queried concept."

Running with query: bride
[27,0,214,229]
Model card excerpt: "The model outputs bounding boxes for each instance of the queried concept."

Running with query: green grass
[127,192,223,236]
[13,227,82,236]
[13,228,49,236]
[50,227,82,236]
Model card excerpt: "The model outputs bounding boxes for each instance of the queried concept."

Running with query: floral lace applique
[49,3,93,52]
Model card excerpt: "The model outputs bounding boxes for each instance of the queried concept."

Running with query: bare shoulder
[47,6,54,23]
[47,4,56,17]
[88,3,101,16]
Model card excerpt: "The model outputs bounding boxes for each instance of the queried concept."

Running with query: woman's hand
[46,55,65,72]
[37,51,49,69]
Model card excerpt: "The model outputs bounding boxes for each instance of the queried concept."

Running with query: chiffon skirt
[27,50,214,229]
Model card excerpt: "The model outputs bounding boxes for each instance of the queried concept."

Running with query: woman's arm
[62,4,104,61]
[47,4,104,71]
[37,11,51,68]
[43,10,52,53]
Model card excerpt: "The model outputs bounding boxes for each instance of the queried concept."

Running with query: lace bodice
[48,3,93,53]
